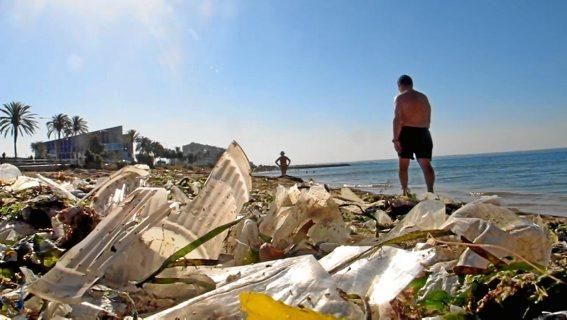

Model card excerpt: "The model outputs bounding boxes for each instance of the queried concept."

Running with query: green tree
[150,141,165,157]
[46,113,70,159]
[175,146,184,160]
[0,102,39,158]
[88,135,105,155]
[65,115,89,136]
[30,141,47,159]
[135,136,153,155]
[126,129,139,143]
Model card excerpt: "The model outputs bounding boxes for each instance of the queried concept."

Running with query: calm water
[259,148,567,216]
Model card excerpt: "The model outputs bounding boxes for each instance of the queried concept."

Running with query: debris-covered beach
[0,143,565,319]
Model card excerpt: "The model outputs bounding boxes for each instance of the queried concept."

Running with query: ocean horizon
[258,147,567,217]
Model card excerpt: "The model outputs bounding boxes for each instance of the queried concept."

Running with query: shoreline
[254,162,351,173]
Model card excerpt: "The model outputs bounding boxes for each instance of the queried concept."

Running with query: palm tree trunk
[13,131,18,159]
[57,132,61,160]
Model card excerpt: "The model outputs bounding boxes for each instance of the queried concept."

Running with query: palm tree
[126,129,139,162]
[126,129,139,143]
[30,141,46,159]
[65,115,88,136]
[0,102,39,158]
[46,113,71,159]
[135,136,153,155]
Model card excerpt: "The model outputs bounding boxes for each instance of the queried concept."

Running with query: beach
[258,148,567,217]
[0,161,565,318]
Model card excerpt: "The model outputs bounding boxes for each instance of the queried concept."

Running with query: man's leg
[417,158,435,193]
[398,158,410,196]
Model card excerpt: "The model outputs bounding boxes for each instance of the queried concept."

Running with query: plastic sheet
[83,165,150,216]
[104,142,252,285]
[144,255,363,319]
[9,176,40,192]
[321,245,436,305]
[259,184,349,250]
[28,188,171,303]
[383,200,446,241]
[442,202,553,270]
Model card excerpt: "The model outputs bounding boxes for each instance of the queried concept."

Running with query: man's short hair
[398,75,413,87]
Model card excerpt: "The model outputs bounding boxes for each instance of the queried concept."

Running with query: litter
[259,184,349,250]
[442,201,553,272]
[0,163,21,183]
[28,188,171,303]
[0,142,563,319]
[104,141,252,285]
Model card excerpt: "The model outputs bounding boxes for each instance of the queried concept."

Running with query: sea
[259,148,567,217]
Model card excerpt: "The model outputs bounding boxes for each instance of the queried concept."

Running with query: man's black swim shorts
[398,126,433,160]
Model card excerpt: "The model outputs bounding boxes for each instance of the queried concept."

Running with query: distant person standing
[392,75,435,196]
[275,151,291,177]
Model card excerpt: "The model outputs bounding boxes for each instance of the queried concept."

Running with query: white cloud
[9,0,185,73]
[199,0,238,19]
[66,54,84,72]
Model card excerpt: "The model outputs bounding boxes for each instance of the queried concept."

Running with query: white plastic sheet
[28,188,171,304]
[83,165,150,216]
[9,176,40,192]
[104,141,252,285]
[320,245,436,305]
[145,255,364,319]
[442,202,553,270]
[383,200,446,241]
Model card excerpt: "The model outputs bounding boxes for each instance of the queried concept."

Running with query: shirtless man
[275,151,291,177]
[392,75,435,195]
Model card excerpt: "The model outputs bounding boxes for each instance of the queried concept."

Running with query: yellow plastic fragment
[239,291,338,320]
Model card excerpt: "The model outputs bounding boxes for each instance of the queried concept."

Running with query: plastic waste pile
[0,144,565,319]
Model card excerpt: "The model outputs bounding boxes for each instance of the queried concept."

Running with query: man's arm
[285,156,291,166]
[393,98,403,141]
[424,95,431,128]
[275,158,280,166]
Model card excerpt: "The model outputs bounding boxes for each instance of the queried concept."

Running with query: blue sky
[1,0,566,164]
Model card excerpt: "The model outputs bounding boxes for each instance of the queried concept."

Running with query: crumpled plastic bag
[442,202,553,271]
[259,184,349,249]
[382,200,446,241]
[0,163,22,183]
[9,176,40,192]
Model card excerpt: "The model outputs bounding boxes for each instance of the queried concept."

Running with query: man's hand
[394,141,402,153]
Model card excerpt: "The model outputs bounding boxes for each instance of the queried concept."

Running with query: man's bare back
[394,89,431,128]
[392,75,435,195]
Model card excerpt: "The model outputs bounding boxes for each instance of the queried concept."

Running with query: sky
[1,0,566,165]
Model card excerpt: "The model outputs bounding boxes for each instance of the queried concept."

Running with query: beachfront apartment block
[40,126,134,165]
[182,142,225,166]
